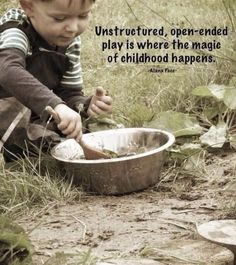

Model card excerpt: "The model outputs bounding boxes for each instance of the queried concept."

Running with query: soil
[19,151,236,265]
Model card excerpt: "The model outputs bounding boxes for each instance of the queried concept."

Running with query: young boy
[0,0,112,157]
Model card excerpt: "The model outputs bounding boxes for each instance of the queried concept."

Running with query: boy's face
[21,0,93,47]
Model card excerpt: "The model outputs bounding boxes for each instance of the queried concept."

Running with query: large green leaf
[85,115,124,132]
[223,86,236,109]
[192,84,225,100]
[146,111,203,137]
[170,143,204,170]
[179,143,202,156]
[170,143,202,157]
[202,107,219,120]
[191,86,213,97]
[199,122,227,148]
[192,84,236,110]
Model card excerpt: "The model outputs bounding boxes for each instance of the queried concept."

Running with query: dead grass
[0,0,18,13]
[0,154,81,218]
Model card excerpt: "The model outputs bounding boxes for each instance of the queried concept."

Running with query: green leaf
[223,86,236,109]
[170,143,202,158]
[191,86,213,97]
[85,115,124,132]
[146,111,203,137]
[208,84,225,100]
[170,143,204,170]
[203,107,220,120]
[179,143,202,156]
[192,83,236,110]
[192,84,225,101]
[199,122,227,148]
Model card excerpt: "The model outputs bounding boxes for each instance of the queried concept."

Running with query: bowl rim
[51,127,175,164]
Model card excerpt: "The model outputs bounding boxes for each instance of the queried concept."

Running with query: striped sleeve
[0,28,30,55]
[61,36,83,87]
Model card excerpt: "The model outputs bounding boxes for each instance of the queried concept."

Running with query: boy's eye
[53,17,66,22]
[78,13,89,19]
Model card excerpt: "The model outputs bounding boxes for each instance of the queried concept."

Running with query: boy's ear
[19,0,34,17]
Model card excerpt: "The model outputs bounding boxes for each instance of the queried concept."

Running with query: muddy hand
[87,86,112,116]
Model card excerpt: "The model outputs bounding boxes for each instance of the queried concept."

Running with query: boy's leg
[0,98,30,143]
[26,120,63,153]
[0,98,30,162]
[0,97,64,162]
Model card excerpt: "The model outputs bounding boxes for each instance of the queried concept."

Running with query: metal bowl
[51,128,175,195]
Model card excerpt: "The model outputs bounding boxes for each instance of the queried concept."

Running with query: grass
[0,0,18,13]
[0,153,81,218]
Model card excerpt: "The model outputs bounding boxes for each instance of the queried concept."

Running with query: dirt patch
[19,152,236,264]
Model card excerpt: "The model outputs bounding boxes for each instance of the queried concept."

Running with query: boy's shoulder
[0,8,27,25]
[0,9,29,56]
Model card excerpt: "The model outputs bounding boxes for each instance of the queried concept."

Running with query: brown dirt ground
[20,151,236,265]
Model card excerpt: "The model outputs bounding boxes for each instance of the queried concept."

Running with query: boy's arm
[56,85,91,117]
[0,27,83,139]
[0,48,64,117]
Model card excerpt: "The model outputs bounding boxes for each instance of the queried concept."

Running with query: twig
[37,115,53,175]
[71,215,87,240]
[163,220,190,230]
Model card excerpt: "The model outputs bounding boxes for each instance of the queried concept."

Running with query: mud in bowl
[51,128,175,195]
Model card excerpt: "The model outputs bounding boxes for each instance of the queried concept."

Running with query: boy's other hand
[87,87,112,117]
[54,104,82,141]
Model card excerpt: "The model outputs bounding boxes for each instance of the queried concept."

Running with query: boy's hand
[54,104,82,141]
[87,87,112,117]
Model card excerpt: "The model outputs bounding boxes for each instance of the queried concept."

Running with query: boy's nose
[65,19,79,33]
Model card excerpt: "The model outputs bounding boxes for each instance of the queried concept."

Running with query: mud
[20,152,236,264]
